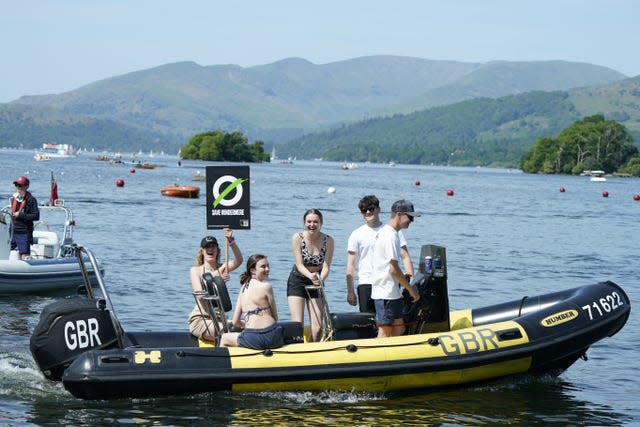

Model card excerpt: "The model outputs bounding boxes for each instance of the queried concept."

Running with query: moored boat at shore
[29,245,630,400]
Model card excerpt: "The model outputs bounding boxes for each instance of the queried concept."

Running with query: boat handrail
[305,274,334,342]
[0,207,10,224]
[74,244,125,348]
[26,204,76,258]
[192,272,232,346]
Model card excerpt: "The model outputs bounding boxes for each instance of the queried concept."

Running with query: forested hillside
[278,76,640,167]
[278,92,582,167]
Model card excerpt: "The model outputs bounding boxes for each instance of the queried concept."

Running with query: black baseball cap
[200,236,218,248]
[391,199,422,217]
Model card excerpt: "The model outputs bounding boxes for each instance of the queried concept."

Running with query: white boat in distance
[587,170,607,182]
[36,143,77,158]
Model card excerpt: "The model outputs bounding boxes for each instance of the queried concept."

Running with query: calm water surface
[1,149,638,426]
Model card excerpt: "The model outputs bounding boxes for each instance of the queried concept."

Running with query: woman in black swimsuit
[220,254,283,349]
[287,208,335,342]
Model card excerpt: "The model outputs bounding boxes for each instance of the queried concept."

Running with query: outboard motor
[403,244,451,334]
[30,297,120,381]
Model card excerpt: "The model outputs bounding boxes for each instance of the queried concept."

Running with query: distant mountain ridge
[0,55,627,153]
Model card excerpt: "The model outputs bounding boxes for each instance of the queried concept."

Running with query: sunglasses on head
[360,204,378,213]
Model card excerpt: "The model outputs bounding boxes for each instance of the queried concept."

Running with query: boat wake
[252,389,386,405]
[0,351,67,399]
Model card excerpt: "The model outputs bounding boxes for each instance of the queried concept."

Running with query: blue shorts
[374,299,405,325]
[237,323,285,350]
[10,233,30,255]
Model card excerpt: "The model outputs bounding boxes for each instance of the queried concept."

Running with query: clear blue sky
[2,0,638,103]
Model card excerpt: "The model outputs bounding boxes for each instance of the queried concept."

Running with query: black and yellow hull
[55,281,629,400]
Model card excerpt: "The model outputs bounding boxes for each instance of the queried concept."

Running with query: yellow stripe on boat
[232,357,532,392]
[218,319,531,392]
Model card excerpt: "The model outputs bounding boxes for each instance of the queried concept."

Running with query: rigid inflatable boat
[0,202,103,294]
[30,245,630,400]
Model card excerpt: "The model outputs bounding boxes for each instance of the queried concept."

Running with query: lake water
[1,148,639,426]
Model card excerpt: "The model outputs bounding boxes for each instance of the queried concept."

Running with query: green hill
[278,77,640,167]
[1,56,626,156]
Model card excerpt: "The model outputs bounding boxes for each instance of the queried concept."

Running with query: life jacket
[11,191,30,214]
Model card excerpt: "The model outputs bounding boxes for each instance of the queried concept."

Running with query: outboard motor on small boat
[403,244,451,334]
[30,297,120,381]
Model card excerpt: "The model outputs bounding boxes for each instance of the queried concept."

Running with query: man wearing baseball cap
[10,176,40,260]
[370,199,421,338]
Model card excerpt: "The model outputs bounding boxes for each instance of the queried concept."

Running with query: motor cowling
[30,297,119,381]
[402,244,451,334]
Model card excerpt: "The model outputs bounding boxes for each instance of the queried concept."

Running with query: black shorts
[357,284,375,313]
[287,266,320,299]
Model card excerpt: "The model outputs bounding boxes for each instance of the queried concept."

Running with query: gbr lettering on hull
[438,328,501,356]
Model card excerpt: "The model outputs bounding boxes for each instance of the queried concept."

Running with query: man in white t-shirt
[371,199,421,338]
[346,195,415,312]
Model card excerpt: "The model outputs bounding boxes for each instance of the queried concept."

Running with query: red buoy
[446,188,454,196]
[559,187,566,193]
[130,168,136,173]
[602,191,609,198]
[634,194,640,201]
[116,179,125,187]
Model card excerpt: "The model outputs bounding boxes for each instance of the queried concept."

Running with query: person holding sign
[287,208,335,342]
[188,228,243,341]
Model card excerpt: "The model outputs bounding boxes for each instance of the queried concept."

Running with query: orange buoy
[130,168,136,173]
[415,180,421,186]
[602,191,609,198]
[116,179,125,187]
[634,194,640,201]
[446,188,454,196]
[559,187,566,193]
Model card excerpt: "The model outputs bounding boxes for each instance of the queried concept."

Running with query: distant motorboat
[341,162,358,170]
[585,170,607,182]
[133,162,157,169]
[160,185,200,198]
[35,143,77,158]
[34,152,52,161]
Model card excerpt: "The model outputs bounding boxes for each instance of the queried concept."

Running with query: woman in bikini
[287,208,335,342]
[220,254,283,349]
[188,228,243,341]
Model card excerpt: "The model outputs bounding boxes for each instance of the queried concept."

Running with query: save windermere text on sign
[205,166,251,230]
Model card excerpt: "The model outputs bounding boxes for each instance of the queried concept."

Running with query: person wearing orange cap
[10,176,40,260]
